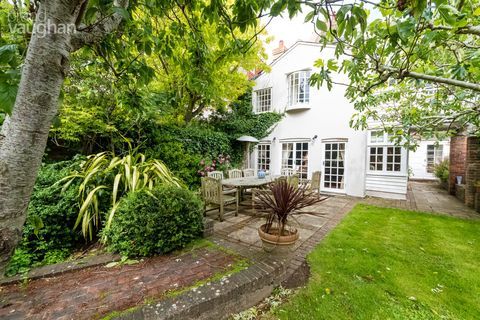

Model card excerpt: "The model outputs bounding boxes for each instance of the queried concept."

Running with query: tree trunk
[0,1,80,276]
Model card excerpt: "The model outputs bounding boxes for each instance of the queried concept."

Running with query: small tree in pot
[254,179,327,249]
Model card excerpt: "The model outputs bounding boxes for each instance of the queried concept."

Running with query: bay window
[287,71,310,106]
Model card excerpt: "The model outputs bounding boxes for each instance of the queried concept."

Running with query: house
[409,139,450,180]
[249,40,449,200]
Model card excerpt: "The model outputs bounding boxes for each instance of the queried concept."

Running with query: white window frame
[426,144,443,173]
[257,144,271,172]
[367,131,405,174]
[369,130,385,144]
[281,141,309,180]
[254,88,272,113]
[287,70,311,106]
[323,142,346,191]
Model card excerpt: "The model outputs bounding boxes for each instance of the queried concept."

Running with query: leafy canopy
[303,0,480,145]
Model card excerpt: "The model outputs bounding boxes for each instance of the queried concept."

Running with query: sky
[261,4,380,62]
[262,11,316,62]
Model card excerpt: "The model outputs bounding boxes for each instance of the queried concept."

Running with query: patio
[207,194,359,252]
[206,180,479,258]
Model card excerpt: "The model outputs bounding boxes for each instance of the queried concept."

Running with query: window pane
[257,144,271,171]
[287,71,310,105]
[370,131,384,143]
[254,88,272,112]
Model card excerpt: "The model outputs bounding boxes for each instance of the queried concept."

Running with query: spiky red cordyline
[254,179,327,235]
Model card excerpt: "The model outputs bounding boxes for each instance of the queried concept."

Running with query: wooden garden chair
[281,168,296,176]
[309,171,321,197]
[227,169,243,179]
[207,170,224,180]
[288,174,300,188]
[201,177,239,221]
[242,169,255,177]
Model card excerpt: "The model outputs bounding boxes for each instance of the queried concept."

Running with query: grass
[271,204,480,320]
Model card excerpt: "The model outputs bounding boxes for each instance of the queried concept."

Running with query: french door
[323,142,346,192]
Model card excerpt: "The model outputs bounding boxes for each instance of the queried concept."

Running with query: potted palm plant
[254,179,327,250]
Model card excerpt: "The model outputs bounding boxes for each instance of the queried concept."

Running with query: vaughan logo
[8,12,76,38]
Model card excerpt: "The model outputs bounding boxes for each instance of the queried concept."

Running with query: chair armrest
[222,188,238,195]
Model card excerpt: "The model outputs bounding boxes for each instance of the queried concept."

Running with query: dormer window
[288,70,310,106]
[254,88,272,113]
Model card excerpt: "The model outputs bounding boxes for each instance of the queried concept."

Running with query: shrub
[5,159,83,276]
[434,159,449,183]
[60,150,181,241]
[147,140,203,188]
[104,185,204,257]
[152,123,232,159]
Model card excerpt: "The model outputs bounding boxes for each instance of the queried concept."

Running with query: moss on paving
[102,238,249,319]
[270,204,480,320]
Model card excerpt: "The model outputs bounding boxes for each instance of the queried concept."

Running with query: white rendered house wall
[251,41,367,198]
[409,140,450,180]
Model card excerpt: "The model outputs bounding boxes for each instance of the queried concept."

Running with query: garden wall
[450,135,480,212]
[449,135,467,194]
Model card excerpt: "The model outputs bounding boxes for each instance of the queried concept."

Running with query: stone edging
[115,253,288,320]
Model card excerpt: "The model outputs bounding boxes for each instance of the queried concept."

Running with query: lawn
[272,204,480,320]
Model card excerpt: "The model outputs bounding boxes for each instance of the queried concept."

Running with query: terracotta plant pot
[258,223,299,246]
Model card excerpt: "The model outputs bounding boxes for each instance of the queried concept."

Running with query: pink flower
[200,160,205,165]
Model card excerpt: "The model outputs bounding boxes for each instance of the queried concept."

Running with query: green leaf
[314,59,324,67]
[112,6,130,20]
[304,10,315,23]
[270,0,287,16]
[0,81,18,114]
[327,59,339,72]
[29,216,44,237]
[437,4,461,25]
[397,19,415,41]
[0,44,18,64]
[316,19,328,33]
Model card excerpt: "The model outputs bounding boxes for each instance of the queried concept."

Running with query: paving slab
[363,181,479,219]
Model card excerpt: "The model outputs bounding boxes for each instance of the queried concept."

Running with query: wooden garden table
[221,175,276,189]
[222,175,276,205]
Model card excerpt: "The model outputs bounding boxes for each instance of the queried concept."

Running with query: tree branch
[70,0,129,52]
[429,23,480,36]
[380,66,480,92]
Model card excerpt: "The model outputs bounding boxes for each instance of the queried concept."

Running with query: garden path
[362,181,479,219]
[0,247,237,320]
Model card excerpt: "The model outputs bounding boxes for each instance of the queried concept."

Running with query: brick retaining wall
[449,136,467,194]
[450,135,480,209]
[465,137,480,208]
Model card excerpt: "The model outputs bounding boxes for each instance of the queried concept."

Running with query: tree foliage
[0,2,26,115]
[303,0,480,145]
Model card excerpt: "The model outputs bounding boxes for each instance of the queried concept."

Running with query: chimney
[272,40,287,60]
